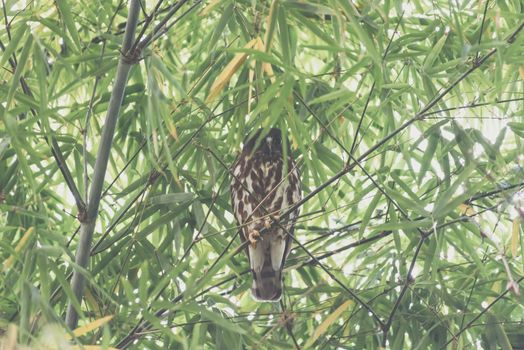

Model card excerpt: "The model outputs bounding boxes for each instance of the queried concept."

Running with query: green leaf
[418,132,439,184]
[181,303,246,335]
[433,164,475,218]
[337,0,381,67]
[148,193,195,206]
[55,0,82,51]
[508,122,524,138]
[4,34,33,112]
[423,33,448,71]
[0,22,28,69]
[208,3,234,51]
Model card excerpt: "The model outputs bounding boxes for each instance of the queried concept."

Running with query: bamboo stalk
[65,0,141,329]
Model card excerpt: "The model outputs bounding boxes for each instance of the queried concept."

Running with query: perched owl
[231,128,301,301]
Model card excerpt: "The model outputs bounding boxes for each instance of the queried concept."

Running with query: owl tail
[251,258,283,301]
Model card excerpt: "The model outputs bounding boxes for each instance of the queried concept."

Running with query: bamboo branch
[132,0,204,53]
[65,0,141,329]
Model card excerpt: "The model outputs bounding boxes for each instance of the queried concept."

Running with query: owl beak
[267,139,273,156]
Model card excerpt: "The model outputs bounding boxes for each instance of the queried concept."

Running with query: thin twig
[280,300,301,350]
[381,237,426,346]
[440,276,524,349]
[475,0,490,63]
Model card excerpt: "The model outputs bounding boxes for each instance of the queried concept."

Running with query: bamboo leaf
[304,299,353,348]
[207,3,234,51]
[148,192,195,205]
[67,315,114,339]
[264,0,279,52]
[181,303,247,334]
[278,6,292,64]
[337,1,381,67]
[3,227,35,272]
[423,33,448,71]
[418,132,439,184]
[55,0,82,50]
[200,0,226,16]
[433,165,475,218]
[72,346,119,350]
[0,22,28,69]
[508,122,524,138]
[512,217,520,258]
[4,34,33,112]
[206,38,258,102]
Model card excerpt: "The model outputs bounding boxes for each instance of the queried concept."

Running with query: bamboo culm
[65,0,141,329]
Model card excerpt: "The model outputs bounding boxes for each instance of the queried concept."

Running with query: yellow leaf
[3,227,35,272]
[518,67,524,81]
[263,62,275,83]
[255,36,265,51]
[304,300,353,348]
[291,136,298,150]
[4,324,17,350]
[255,37,276,83]
[206,38,258,103]
[199,0,222,16]
[458,204,475,216]
[67,315,114,339]
[72,346,119,350]
[512,218,520,258]
[167,120,178,140]
[84,288,101,319]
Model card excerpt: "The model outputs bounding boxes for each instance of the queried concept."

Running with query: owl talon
[264,214,281,229]
[248,230,260,247]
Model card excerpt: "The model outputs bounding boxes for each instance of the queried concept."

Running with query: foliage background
[1,0,524,348]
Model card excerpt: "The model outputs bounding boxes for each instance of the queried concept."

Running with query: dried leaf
[207,38,258,102]
[72,346,119,350]
[3,227,35,272]
[67,315,114,339]
[519,66,524,81]
[458,204,476,216]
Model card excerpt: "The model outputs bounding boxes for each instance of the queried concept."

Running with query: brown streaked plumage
[230,128,301,301]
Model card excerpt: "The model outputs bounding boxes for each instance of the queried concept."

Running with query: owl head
[244,128,285,158]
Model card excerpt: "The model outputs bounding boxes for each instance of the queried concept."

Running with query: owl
[230,128,302,301]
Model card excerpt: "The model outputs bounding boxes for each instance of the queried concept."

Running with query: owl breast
[232,153,300,242]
